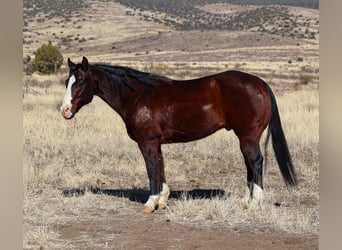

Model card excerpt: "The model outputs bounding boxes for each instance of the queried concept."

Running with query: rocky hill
[23,0,319,88]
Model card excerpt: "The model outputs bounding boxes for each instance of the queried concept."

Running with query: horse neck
[92,68,139,121]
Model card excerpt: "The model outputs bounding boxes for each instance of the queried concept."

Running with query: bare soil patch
[53,197,318,250]
[197,3,260,15]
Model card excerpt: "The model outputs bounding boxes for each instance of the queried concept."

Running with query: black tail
[264,83,297,186]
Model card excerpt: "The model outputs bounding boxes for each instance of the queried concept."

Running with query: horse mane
[93,64,171,92]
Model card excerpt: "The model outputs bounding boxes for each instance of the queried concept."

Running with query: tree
[33,43,63,74]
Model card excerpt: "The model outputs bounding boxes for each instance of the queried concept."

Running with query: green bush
[33,43,63,74]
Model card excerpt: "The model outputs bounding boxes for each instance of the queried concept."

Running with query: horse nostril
[61,105,72,116]
[61,105,73,119]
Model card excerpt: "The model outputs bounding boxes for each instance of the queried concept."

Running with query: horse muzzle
[60,104,74,119]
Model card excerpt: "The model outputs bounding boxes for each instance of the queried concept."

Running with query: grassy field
[23,72,318,248]
[23,0,319,248]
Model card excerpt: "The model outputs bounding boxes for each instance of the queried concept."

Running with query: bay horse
[60,57,297,213]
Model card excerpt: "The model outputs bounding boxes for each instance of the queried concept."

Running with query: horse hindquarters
[219,75,273,206]
[237,81,298,208]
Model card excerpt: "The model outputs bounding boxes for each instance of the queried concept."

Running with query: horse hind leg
[238,136,264,209]
[241,157,254,209]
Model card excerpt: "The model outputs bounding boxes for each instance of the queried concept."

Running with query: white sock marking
[144,183,170,210]
[252,184,264,201]
[144,194,160,209]
[158,183,170,207]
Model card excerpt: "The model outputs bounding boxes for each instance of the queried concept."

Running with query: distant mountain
[117,0,319,39]
[214,0,318,9]
[116,0,319,10]
[23,0,319,40]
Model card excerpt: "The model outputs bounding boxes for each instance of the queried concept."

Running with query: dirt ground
[54,190,318,250]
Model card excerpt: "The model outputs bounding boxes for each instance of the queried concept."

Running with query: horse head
[60,57,95,119]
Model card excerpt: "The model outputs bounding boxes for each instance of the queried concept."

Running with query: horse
[60,57,297,213]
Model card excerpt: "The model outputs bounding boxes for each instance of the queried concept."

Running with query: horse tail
[263,82,298,186]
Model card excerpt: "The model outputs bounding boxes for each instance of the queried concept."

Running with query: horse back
[126,70,271,143]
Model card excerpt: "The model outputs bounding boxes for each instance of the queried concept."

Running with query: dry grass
[166,191,318,235]
[23,1,318,248]
[23,72,318,248]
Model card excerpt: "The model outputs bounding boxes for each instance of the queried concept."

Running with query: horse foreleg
[139,142,170,213]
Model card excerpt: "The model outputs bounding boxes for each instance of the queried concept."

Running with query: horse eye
[77,78,84,86]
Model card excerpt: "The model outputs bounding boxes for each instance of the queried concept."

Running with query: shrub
[33,43,63,74]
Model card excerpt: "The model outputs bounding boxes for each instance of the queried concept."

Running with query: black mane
[93,64,171,92]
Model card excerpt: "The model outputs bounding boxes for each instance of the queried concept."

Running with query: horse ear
[81,56,89,72]
[67,58,75,68]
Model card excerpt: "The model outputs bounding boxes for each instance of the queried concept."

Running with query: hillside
[23,0,319,88]
[118,0,318,39]
[24,0,319,40]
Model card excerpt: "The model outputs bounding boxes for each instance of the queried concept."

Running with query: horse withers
[60,57,297,213]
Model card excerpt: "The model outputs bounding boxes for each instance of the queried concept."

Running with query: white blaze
[60,75,76,117]
[63,75,76,107]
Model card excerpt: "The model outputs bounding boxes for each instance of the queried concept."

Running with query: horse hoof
[158,203,167,210]
[142,205,154,213]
